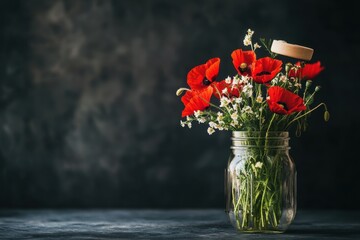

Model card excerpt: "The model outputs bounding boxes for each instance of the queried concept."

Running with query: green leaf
[260,38,277,58]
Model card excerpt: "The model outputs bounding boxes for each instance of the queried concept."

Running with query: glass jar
[225,131,296,233]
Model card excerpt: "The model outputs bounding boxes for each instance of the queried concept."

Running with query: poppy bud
[176,88,189,96]
[285,63,293,74]
[324,111,330,122]
[315,86,321,92]
[306,80,312,88]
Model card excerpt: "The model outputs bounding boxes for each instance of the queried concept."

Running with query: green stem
[242,177,249,228]
[260,178,269,228]
[266,114,276,135]
[264,114,276,153]
[286,103,328,129]
[305,90,316,106]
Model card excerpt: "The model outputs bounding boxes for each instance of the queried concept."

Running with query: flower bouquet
[176,29,329,233]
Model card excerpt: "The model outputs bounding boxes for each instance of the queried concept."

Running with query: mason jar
[225,131,296,233]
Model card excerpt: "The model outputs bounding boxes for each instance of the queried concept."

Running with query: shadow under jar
[225,131,296,233]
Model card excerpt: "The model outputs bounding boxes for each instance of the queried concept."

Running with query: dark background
[0,0,358,209]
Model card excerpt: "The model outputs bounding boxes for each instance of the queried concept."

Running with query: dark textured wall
[0,0,359,209]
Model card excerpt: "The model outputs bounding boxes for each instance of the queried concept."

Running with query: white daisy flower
[194,110,201,118]
[256,96,263,103]
[231,112,238,121]
[220,97,231,107]
[207,127,215,135]
[233,75,240,85]
[242,106,253,114]
[225,76,232,84]
[180,120,186,127]
[255,162,263,169]
[280,75,287,83]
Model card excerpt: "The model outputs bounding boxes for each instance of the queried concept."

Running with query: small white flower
[233,75,240,85]
[243,38,251,46]
[220,97,231,107]
[254,42,261,50]
[242,83,253,97]
[242,106,253,114]
[207,127,215,135]
[197,118,206,123]
[271,78,278,84]
[240,75,249,84]
[231,112,238,121]
[194,110,201,118]
[225,76,232,84]
[222,88,228,94]
[266,96,270,100]
[217,112,224,122]
[280,75,287,83]
[180,120,186,127]
[187,122,192,129]
[294,83,302,89]
[186,116,191,121]
[235,97,242,103]
[243,29,254,47]
[255,162,263,169]
[231,120,239,127]
[256,96,263,103]
[247,29,254,36]
[209,121,217,128]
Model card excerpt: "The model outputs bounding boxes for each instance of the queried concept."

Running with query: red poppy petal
[289,61,324,80]
[187,64,207,90]
[181,90,195,105]
[205,58,220,82]
[268,101,288,115]
[181,87,213,117]
[231,49,242,74]
[301,61,324,79]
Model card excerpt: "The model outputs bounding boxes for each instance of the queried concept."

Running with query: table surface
[0,209,359,239]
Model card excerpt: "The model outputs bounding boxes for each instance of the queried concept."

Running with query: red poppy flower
[267,86,306,115]
[252,57,282,84]
[181,86,213,117]
[212,80,241,99]
[231,49,256,75]
[291,61,324,80]
[187,58,220,90]
[302,61,324,79]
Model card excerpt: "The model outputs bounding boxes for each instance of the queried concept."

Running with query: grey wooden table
[0,209,359,239]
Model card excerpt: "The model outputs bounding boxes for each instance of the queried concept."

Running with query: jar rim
[232,131,289,138]
[231,131,290,149]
